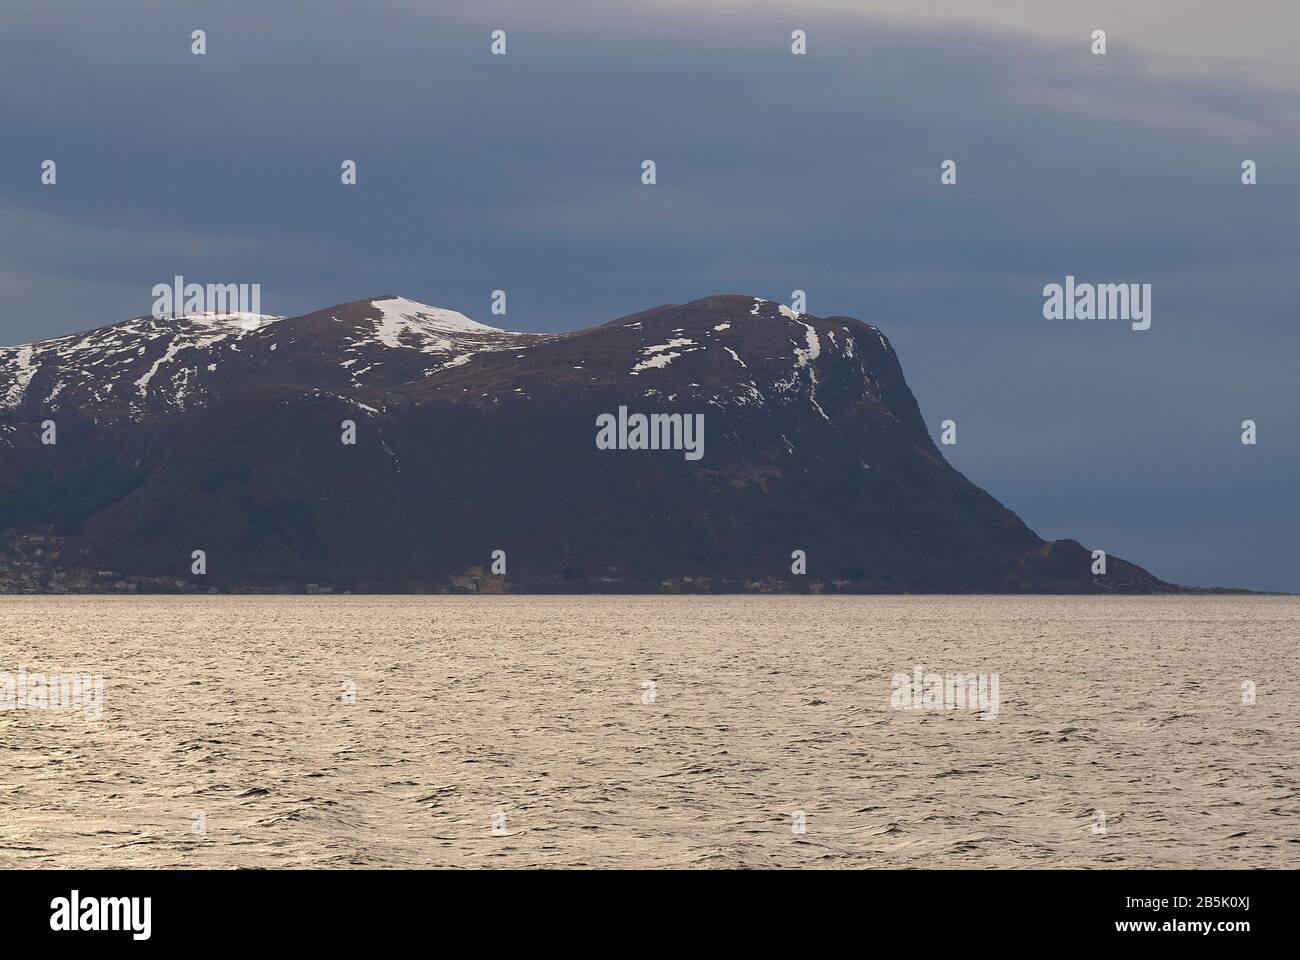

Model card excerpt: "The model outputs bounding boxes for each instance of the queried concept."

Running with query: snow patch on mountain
[645,338,695,354]
[364,297,511,352]
[631,352,681,374]
[1,345,36,411]
[630,337,699,375]
[793,322,820,366]
[183,312,281,331]
[793,322,829,420]
[135,339,187,396]
[749,297,806,322]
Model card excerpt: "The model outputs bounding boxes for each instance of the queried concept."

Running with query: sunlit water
[1,595,1295,868]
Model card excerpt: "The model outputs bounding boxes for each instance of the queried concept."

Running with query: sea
[1,595,1295,868]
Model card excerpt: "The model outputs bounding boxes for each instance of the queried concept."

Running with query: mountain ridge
[0,293,1244,594]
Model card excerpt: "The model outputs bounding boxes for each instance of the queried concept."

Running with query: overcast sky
[2,0,1297,590]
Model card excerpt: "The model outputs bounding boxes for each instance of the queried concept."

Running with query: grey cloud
[0,0,1295,589]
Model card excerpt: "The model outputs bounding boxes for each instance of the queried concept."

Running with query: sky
[1,0,1297,591]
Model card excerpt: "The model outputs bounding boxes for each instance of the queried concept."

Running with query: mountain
[0,293,1187,593]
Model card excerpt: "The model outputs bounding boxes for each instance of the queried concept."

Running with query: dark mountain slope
[0,293,1179,592]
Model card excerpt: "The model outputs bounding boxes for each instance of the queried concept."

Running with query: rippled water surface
[1,595,1296,868]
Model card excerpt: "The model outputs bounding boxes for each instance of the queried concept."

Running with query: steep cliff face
[0,294,1171,592]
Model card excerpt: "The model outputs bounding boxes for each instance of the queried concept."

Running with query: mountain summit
[0,294,1179,593]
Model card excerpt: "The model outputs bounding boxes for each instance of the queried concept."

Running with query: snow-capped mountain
[0,295,533,421]
[0,293,1178,593]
